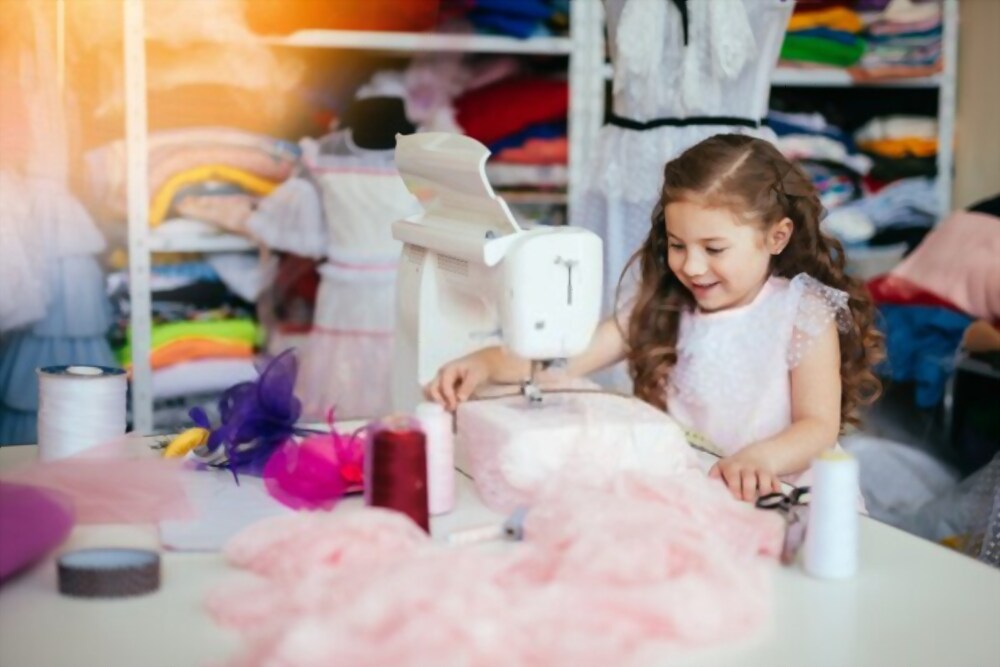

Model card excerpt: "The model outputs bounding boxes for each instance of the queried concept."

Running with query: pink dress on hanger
[666,273,857,491]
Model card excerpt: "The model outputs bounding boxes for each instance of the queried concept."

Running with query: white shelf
[148,233,257,253]
[265,30,572,55]
[771,66,941,88]
[500,190,569,205]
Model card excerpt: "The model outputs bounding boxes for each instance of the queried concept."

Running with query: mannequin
[340,96,415,150]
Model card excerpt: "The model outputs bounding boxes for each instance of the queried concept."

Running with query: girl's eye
[706,247,727,255]
[668,243,685,250]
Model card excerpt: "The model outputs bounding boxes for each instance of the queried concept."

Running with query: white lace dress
[577,0,794,312]
[296,131,422,421]
[668,273,852,487]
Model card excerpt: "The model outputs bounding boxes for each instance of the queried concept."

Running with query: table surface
[1,439,999,667]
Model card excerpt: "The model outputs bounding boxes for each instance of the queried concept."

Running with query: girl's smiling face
[664,200,792,312]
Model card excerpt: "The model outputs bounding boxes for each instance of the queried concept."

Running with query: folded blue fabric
[877,304,973,407]
[488,121,566,153]
[473,0,554,20]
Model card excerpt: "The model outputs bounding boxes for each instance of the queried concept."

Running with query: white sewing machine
[391,133,603,412]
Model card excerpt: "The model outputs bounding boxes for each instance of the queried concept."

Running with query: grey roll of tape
[57,548,161,598]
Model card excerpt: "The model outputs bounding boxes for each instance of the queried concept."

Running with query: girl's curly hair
[618,134,884,430]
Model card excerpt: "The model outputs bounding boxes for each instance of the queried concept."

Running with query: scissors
[756,486,811,565]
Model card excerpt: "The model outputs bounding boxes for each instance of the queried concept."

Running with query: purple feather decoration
[189,349,304,480]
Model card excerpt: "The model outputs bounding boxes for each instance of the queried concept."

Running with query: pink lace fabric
[208,472,783,667]
[457,392,700,513]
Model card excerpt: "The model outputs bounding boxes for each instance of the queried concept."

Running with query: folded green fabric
[117,318,259,365]
[781,34,866,68]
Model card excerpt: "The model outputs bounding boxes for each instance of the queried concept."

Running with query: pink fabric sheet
[207,471,782,667]
[0,436,193,525]
[891,211,1000,322]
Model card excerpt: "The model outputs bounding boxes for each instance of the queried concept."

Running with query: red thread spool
[366,418,430,532]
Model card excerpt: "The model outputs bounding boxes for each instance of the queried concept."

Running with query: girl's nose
[683,251,707,278]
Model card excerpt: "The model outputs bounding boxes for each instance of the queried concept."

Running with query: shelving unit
[771,0,959,215]
[122,0,604,434]
[122,0,957,433]
[266,29,573,54]
[147,233,258,254]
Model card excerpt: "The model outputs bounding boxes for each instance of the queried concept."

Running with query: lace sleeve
[787,274,852,369]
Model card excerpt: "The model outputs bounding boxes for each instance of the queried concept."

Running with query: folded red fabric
[455,77,569,146]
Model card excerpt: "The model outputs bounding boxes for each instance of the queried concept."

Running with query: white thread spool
[415,401,455,515]
[803,450,860,580]
[37,366,128,460]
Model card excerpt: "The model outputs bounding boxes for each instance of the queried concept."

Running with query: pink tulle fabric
[0,436,193,524]
[207,472,783,667]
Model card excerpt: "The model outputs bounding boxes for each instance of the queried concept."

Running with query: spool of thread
[415,402,455,515]
[803,450,859,580]
[365,417,430,532]
[36,366,127,461]
[57,548,160,598]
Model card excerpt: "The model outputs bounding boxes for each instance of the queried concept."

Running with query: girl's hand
[708,448,783,502]
[424,352,493,411]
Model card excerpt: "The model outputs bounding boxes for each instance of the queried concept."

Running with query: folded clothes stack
[107,261,262,401]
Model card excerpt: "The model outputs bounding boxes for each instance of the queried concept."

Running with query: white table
[1,440,998,667]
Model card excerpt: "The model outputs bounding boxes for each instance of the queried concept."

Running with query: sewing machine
[390,133,603,412]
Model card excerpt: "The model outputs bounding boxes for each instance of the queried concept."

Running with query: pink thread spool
[415,402,455,515]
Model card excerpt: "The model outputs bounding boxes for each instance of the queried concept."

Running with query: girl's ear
[768,217,794,255]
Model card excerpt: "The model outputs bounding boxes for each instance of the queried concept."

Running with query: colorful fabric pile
[768,109,870,211]
[868,203,1000,407]
[781,6,867,68]
[459,0,569,39]
[779,0,944,81]
[455,75,570,191]
[855,115,937,182]
[855,0,943,81]
[107,262,262,403]
[85,128,301,233]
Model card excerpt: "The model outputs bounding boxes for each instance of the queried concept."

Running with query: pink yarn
[209,472,783,667]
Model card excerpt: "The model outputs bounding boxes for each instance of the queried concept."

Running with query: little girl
[426,134,884,502]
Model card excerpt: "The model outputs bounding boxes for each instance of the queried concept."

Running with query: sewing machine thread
[415,402,455,515]
[365,417,430,532]
[36,366,127,460]
[803,451,859,579]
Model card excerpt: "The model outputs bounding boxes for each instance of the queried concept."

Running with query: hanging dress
[0,3,116,445]
[576,0,794,313]
[295,131,422,421]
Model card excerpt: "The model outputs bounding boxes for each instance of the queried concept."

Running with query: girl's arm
[710,321,842,500]
[426,317,627,410]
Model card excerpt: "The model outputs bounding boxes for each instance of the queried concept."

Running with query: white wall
[954,0,1000,209]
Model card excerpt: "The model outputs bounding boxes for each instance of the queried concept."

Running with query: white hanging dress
[577,0,794,314]
[296,131,422,421]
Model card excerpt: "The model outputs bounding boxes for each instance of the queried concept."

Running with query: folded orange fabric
[495,137,569,165]
[857,137,938,159]
[148,338,254,370]
[788,7,863,34]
